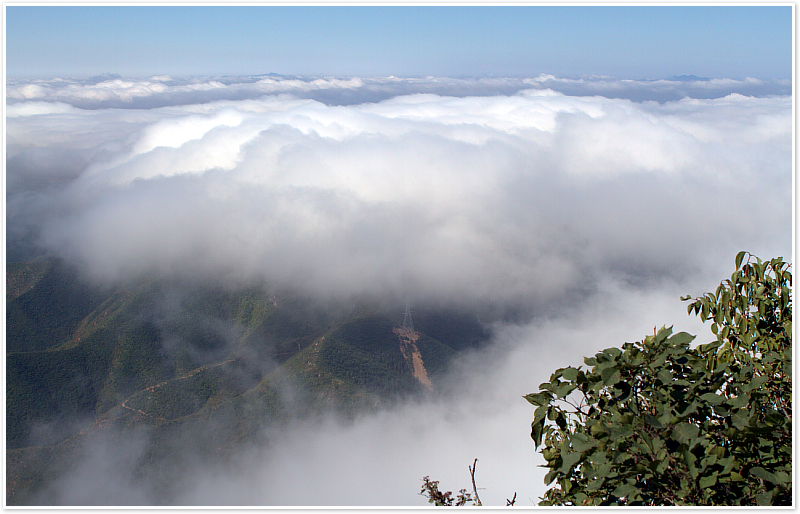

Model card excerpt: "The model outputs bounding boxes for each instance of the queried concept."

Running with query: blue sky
[5,5,793,81]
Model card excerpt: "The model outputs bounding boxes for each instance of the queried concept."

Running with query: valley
[6,258,490,505]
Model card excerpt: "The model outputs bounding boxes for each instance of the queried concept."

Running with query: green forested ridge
[414,334,458,377]
[6,258,488,505]
[6,259,107,353]
[413,311,488,352]
[7,336,114,448]
[320,315,422,397]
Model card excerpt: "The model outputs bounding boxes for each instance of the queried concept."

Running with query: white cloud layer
[6,75,793,506]
[7,78,792,310]
[6,73,791,110]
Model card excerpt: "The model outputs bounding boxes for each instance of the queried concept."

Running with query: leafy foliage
[526,253,791,506]
[683,251,792,373]
[420,477,478,506]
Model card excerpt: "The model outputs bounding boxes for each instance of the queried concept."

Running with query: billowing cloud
[7,79,791,312]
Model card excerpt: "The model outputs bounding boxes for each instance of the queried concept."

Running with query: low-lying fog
[7,74,792,506]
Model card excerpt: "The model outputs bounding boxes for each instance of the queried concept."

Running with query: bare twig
[469,458,482,506]
[506,492,517,506]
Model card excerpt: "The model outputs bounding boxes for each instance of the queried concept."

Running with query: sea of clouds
[6,74,793,506]
[6,73,792,109]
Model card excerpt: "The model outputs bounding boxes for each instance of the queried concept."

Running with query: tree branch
[469,458,482,506]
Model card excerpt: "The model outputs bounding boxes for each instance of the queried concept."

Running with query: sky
[4,3,795,508]
[4,5,794,80]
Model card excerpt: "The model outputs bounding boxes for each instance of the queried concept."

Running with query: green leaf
[698,471,718,489]
[589,422,607,437]
[611,483,637,499]
[608,427,634,440]
[667,331,696,347]
[764,412,787,427]
[700,453,718,470]
[555,382,577,399]
[524,392,552,406]
[773,471,790,486]
[645,415,663,429]
[601,366,621,386]
[755,490,776,506]
[718,455,736,476]
[735,251,747,270]
[731,409,751,430]
[683,448,699,479]
[531,419,544,448]
[560,367,580,381]
[699,392,724,405]
[572,492,589,505]
[586,477,605,491]
[750,466,782,485]
[672,423,700,446]
[558,450,582,475]
[728,393,750,409]
[570,435,597,453]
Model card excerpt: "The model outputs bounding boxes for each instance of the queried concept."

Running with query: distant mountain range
[6,258,489,505]
[667,75,712,82]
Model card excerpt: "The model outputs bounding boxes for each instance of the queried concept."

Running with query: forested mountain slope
[6,258,489,505]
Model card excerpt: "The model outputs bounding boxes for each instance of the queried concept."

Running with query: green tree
[526,252,791,505]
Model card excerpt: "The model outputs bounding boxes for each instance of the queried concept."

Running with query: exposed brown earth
[393,327,432,391]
